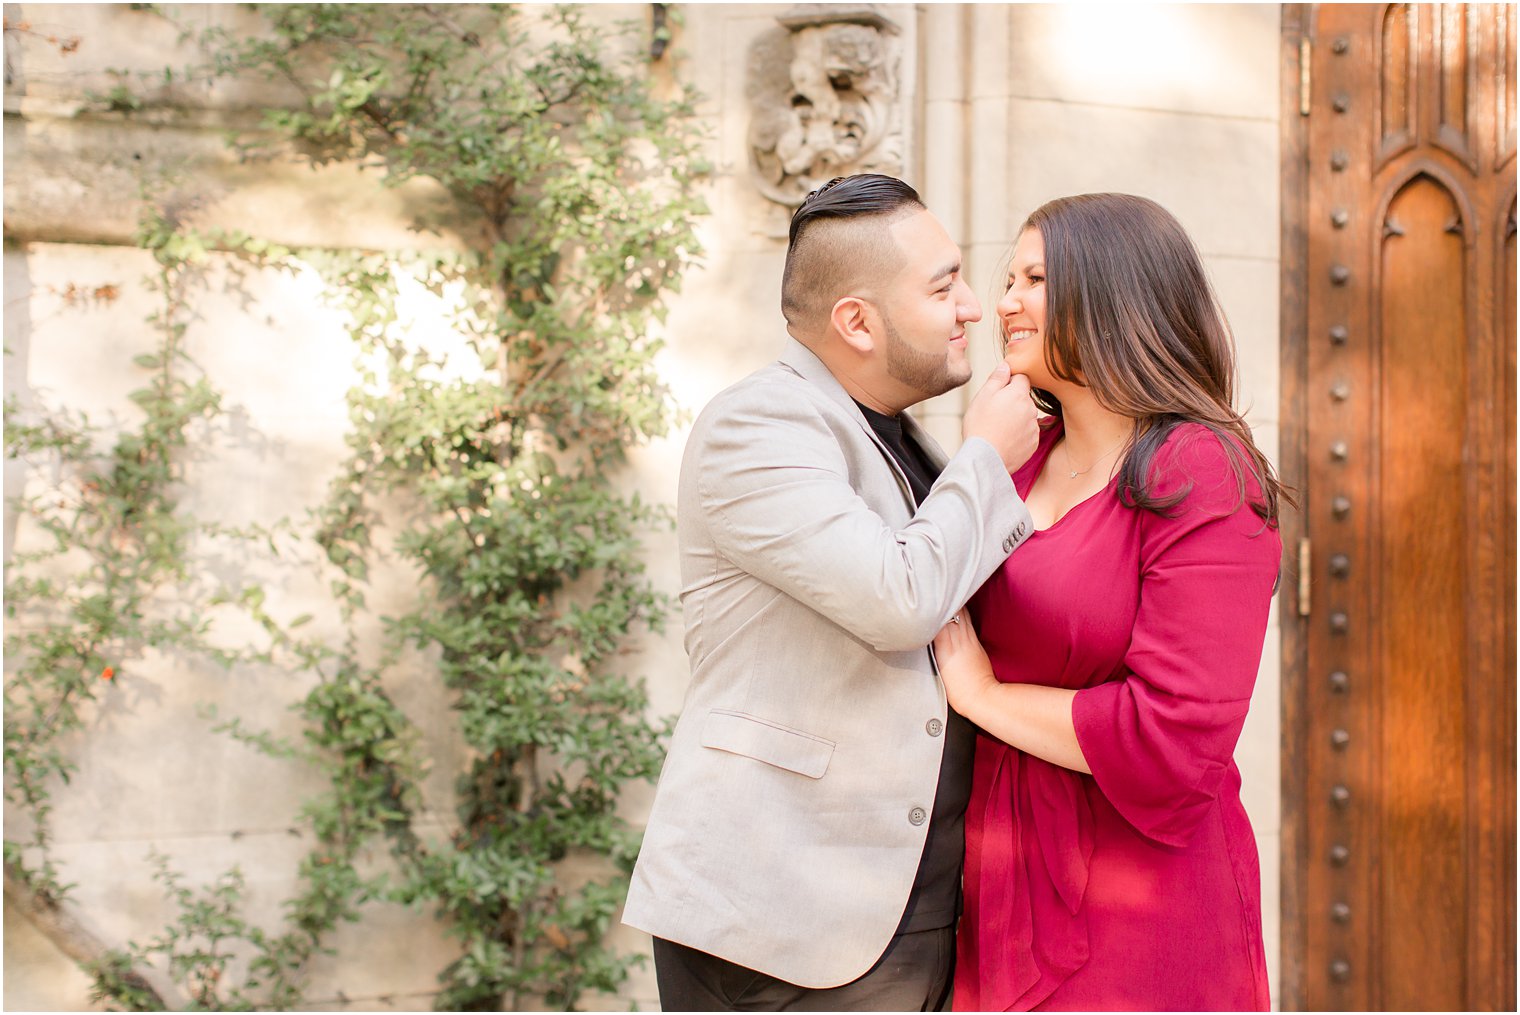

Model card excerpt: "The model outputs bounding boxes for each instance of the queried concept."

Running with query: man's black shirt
[855,401,977,934]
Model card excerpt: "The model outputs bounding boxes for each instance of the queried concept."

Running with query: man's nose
[957,281,983,323]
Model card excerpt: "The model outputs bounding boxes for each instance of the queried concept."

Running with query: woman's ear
[831,296,877,355]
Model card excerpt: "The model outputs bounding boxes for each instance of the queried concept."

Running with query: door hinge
[1297,537,1312,616]
[1300,36,1312,116]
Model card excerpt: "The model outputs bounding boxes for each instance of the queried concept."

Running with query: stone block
[15,242,360,519]
[1208,254,1283,424]
[6,4,296,112]
[968,5,1013,100]
[1253,418,1283,479]
[43,649,325,842]
[919,6,966,105]
[4,112,464,250]
[1002,98,1279,261]
[1238,618,1283,835]
[9,242,162,438]
[298,849,461,1007]
[1006,4,1280,120]
[967,95,1014,247]
[920,102,969,241]
[660,244,788,406]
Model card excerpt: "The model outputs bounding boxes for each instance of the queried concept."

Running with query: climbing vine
[4,205,225,908]
[238,6,708,1004]
[5,205,426,1011]
[6,4,706,1011]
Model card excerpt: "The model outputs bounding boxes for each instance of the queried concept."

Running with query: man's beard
[882,309,971,401]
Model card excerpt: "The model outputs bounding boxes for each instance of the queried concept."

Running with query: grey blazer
[622,339,1032,988]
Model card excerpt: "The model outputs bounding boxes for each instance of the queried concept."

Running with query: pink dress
[954,420,1279,1012]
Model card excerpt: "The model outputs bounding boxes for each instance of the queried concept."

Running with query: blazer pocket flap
[700,709,835,780]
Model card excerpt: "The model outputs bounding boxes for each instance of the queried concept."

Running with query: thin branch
[357,99,402,142]
[418,8,485,48]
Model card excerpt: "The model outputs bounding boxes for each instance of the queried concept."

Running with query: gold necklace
[1061,435,1126,479]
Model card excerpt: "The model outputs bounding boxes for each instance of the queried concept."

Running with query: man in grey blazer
[622,175,1038,1010]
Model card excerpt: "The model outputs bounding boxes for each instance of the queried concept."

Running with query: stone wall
[3,4,1282,1010]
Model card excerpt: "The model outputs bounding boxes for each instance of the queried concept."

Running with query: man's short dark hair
[781,174,925,332]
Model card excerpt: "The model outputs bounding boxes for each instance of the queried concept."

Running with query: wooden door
[1281,3,1516,1010]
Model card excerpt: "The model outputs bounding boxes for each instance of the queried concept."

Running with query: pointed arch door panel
[1288,4,1516,1011]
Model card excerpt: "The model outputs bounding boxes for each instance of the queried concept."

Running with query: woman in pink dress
[934,193,1284,1011]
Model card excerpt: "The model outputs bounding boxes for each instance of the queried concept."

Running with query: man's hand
[963,364,1039,473]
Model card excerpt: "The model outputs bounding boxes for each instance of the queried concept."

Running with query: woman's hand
[933,610,1000,718]
[933,610,1090,773]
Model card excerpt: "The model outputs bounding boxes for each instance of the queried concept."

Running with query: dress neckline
[1022,419,1121,533]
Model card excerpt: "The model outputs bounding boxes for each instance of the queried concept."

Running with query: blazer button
[926,718,944,737]
[908,807,927,826]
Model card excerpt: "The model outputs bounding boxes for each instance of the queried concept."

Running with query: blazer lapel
[777,338,941,510]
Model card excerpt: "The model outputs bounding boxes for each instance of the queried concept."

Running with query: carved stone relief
[746,5,902,207]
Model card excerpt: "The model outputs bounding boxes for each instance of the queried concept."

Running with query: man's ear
[830,296,877,355]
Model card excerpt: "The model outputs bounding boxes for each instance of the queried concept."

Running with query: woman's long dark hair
[1018,193,1288,522]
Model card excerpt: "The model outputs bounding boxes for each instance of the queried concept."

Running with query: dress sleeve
[1071,426,1282,847]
